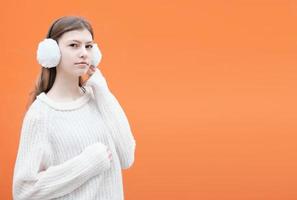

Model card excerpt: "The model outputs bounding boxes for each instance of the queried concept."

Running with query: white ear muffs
[91,43,102,67]
[36,39,61,68]
[36,38,102,68]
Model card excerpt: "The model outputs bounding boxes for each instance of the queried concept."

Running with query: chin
[76,68,88,75]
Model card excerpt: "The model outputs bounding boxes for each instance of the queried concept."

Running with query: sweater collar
[37,86,92,111]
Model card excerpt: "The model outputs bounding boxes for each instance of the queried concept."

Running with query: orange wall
[1,0,297,199]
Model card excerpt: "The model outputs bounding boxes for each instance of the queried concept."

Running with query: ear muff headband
[46,17,63,38]
[36,18,102,68]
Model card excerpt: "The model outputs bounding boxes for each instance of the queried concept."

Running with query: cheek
[87,51,93,60]
[60,49,73,62]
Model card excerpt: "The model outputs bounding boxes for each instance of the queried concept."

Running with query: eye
[86,45,93,49]
[70,43,78,47]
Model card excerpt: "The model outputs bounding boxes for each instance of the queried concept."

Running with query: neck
[46,69,84,101]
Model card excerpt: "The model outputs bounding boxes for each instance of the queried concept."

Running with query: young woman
[12,16,136,200]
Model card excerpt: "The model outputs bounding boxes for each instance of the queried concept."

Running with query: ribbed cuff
[83,142,111,172]
[85,68,109,90]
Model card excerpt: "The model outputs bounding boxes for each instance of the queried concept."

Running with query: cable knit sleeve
[12,107,111,200]
[86,68,136,169]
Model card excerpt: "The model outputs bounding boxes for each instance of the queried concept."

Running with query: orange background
[1,0,297,199]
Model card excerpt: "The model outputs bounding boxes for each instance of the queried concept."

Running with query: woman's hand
[82,65,96,86]
[87,65,96,76]
[83,65,109,89]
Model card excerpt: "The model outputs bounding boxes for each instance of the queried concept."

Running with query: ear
[36,38,61,68]
[90,43,102,67]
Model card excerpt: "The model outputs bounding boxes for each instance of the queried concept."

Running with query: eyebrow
[68,40,94,44]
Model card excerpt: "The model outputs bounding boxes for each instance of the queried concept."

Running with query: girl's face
[57,29,93,77]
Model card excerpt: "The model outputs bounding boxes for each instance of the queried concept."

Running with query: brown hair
[26,16,94,110]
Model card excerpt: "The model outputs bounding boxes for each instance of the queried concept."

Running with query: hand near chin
[82,65,109,89]
[82,65,96,86]
[87,65,97,76]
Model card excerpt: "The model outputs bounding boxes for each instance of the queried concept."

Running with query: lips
[75,62,89,65]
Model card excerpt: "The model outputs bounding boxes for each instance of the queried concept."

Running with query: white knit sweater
[12,68,136,200]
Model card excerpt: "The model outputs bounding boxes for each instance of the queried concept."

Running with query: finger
[89,65,95,70]
[90,65,96,72]
[86,68,92,76]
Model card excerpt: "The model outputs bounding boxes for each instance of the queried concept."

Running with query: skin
[46,28,94,101]
[46,28,112,161]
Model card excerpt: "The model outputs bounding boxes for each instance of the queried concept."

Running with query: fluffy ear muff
[91,43,102,67]
[36,38,61,68]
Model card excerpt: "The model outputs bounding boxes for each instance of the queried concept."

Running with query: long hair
[26,16,94,110]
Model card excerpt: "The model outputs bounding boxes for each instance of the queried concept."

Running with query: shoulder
[23,98,47,125]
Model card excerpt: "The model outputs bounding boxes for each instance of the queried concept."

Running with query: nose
[79,46,88,58]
